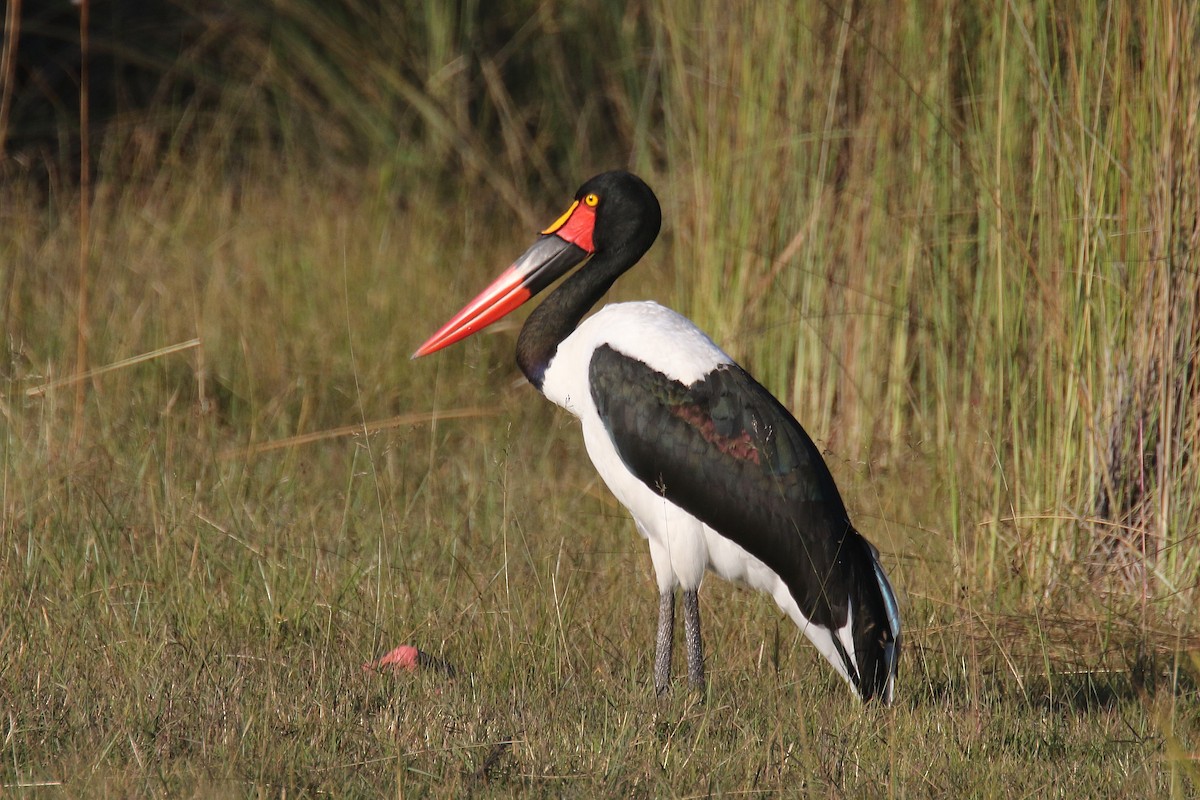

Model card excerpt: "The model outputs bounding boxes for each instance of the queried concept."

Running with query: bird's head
[412,171,661,358]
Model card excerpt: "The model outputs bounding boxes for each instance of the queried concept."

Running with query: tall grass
[2,0,1198,795]
[642,1,1200,611]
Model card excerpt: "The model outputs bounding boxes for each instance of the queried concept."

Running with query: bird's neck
[516,252,625,390]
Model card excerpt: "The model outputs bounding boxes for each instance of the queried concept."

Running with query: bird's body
[414,171,900,703]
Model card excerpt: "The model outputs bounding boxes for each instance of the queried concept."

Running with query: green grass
[3,1,1199,796]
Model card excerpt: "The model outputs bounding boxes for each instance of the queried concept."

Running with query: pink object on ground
[363,645,457,677]
[364,645,421,673]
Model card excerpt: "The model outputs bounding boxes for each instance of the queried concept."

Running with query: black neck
[514,172,662,388]
[515,251,627,389]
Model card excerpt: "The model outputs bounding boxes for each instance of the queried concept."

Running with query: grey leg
[682,589,705,691]
[654,590,675,696]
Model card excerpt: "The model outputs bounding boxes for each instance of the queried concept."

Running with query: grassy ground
[3,1,1199,797]
[2,156,1196,798]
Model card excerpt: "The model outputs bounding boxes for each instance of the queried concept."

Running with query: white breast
[539,301,733,417]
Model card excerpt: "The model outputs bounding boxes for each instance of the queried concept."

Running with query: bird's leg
[682,588,705,692]
[654,590,675,696]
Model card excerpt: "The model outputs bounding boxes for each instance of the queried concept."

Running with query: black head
[413,170,662,360]
[572,171,662,262]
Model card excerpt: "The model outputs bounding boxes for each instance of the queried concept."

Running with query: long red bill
[412,233,591,359]
[411,263,531,358]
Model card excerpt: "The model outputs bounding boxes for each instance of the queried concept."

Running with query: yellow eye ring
[584,193,600,207]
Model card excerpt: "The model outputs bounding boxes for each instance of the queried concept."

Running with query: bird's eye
[584,193,600,207]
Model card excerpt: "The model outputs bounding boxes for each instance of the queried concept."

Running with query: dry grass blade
[222,406,500,459]
[25,338,202,397]
[0,0,19,157]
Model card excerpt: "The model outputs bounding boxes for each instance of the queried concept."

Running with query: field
[3,1,1199,796]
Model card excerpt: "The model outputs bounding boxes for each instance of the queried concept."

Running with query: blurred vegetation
[6,0,1197,605]
[2,0,1199,795]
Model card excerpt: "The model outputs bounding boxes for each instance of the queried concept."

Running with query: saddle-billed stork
[413,171,900,703]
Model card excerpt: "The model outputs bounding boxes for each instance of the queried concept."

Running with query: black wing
[589,345,878,630]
